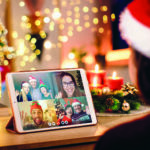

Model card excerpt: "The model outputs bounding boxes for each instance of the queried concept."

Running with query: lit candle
[86,64,106,85]
[89,76,102,90]
[107,71,124,90]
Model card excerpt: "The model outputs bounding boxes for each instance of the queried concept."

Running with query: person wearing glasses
[55,72,85,98]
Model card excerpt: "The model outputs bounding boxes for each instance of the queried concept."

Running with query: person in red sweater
[57,105,73,126]
[95,0,150,149]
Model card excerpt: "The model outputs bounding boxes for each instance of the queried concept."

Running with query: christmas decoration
[0,20,15,66]
[24,0,47,60]
[69,47,87,68]
[92,83,142,113]
[122,100,130,112]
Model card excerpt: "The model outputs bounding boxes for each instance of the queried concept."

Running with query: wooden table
[0,112,149,150]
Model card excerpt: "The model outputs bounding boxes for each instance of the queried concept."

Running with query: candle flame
[95,64,99,73]
[112,71,117,79]
[93,77,98,87]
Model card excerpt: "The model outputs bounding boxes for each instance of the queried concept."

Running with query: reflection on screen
[13,70,92,130]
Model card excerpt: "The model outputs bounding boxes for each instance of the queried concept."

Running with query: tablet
[6,68,97,133]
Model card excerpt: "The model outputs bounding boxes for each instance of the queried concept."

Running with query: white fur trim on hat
[119,9,150,58]
[29,76,36,82]
[22,82,30,87]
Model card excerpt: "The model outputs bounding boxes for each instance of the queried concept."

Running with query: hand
[15,90,19,97]
[20,110,28,125]
[55,92,62,99]
[85,106,90,115]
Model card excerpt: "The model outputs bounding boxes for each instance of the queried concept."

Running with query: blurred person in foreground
[95,0,150,150]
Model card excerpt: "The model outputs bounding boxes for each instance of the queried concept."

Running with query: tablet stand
[6,116,17,133]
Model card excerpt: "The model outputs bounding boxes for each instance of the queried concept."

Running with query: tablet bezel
[6,68,97,133]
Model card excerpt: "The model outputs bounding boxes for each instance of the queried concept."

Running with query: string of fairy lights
[9,0,116,69]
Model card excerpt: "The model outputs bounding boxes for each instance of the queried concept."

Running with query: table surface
[0,110,149,150]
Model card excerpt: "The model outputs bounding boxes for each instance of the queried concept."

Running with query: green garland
[91,83,143,113]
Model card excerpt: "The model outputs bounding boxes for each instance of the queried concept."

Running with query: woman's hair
[132,49,150,104]
[65,105,74,116]
[59,72,83,97]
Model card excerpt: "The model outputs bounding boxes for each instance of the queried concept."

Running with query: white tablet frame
[6,68,97,133]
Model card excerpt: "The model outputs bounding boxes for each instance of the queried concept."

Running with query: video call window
[12,70,92,130]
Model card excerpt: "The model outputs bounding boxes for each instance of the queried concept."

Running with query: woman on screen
[55,72,85,98]
[17,81,32,102]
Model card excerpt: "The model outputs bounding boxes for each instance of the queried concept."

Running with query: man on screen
[29,75,42,100]
[23,101,49,130]
[71,99,91,124]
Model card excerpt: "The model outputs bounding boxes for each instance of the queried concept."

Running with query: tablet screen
[12,70,92,130]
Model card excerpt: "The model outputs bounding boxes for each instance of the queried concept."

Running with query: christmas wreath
[91,83,143,113]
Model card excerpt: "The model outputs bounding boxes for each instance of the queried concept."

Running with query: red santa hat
[29,75,37,83]
[72,99,84,107]
[119,0,150,58]
[30,101,43,113]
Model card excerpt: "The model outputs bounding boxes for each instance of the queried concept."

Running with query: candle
[86,64,106,85]
[89,76,103,90]
[89,77,102,95]
[107,72,124,90]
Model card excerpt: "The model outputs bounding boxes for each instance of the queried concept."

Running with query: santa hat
[29,75,36,83]
[30,101,43,113]
[119,0,150,58]
[72,99,84,107]
[21,81,30,88]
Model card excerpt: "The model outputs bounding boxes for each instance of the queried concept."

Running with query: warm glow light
[35,20,41,26]
[35,11,41,17]
[52,8,61,20]
[16,39,26,56]
[44,8,50,14]
[83,55,94,64]
[101,6,108,12]
[83,6,89,13]
[44,17,50,23]
[12,31,18,38]
[95,64,99,72]
[99,27,104,33]
[25,34,31,40]
[61,59,78,69]
[68,53,75,59]
[106,49,130,62]
[77,26,82,32]
[92,7,98,13]
[31,38,37,44]
[112,71,117,79]
[93,77,98,87]
[21,16,28,22]
[111,13,115,21]
[44,40,52,49]
[84,22,90,28]
[49,22,55,31]
[19,1,25,7]
[93,18,99,25]
[74,6,79,12]
[74,19,80,25]
[58,36,68,42]
[66,17,72,23]
[103,15,108,24]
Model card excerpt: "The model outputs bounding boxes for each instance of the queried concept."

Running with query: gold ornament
[122,100,130,111]
[102,87,111,95]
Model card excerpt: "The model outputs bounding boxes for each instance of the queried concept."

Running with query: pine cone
[106,98,114,106]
